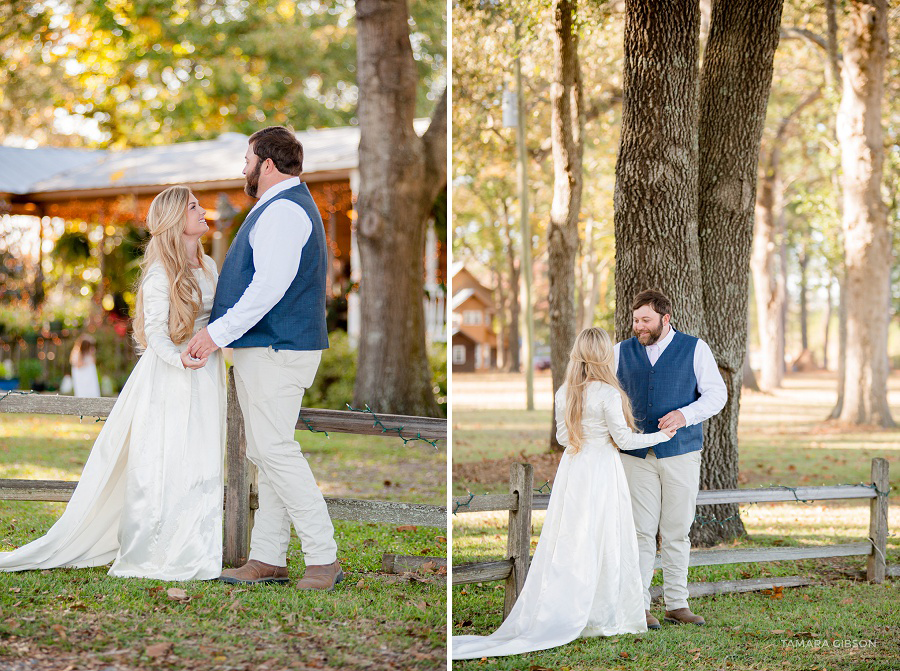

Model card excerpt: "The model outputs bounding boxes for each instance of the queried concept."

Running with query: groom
[187,126,342,591]
[615,289,726,628]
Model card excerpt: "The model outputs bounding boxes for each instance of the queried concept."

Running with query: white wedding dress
[452,381,671,660]
[0,257,226,581]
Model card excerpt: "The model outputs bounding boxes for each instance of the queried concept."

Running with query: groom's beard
[244,161,262,198]
[635,318,664,346]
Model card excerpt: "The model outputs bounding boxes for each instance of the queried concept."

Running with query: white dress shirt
[613,327,727,427]
[207,177,313,348]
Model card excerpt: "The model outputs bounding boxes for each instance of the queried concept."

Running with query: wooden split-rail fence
[0,369,447,566]
[453,459,891,618]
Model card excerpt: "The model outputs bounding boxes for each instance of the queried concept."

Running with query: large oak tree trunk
[547,0,584,452]
[833,0,893,427]
[614,0,703,340]
[694,0,784,547]
[353,0,446,416]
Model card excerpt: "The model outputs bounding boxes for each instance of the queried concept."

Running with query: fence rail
[453,459,891,618]
[0,370,447,566]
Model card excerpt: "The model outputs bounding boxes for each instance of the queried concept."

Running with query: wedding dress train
[0,257,226,581]
[452,381,671,659]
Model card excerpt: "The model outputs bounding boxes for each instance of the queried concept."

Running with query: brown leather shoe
[645,610,661,630]
[218,559,289,585]
[664,607,705,625]
[296,560,343,591]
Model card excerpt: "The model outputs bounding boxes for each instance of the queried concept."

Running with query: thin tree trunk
[798,243,809,351]
[834,0,893,427]
[830,271,848,418]
[547,0,584,452]
[353,0,446,416]
[502,201,522,373]
[614,0,703,340]
[750,88,820,390]
[694,0,784,547]
[823,275,833,370]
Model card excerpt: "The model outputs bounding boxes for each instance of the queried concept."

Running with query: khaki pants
[232,347,337,567]
[620,448,701,611]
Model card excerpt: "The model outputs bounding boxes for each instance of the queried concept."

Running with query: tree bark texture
[548,0,584,452]
[614,0,703,341]
[694,0,784,547]
[834,0,892,427]
[353,0,446,416]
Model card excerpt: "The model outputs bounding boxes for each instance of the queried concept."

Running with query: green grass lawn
[451,372,900,670]
[0,413,446,670]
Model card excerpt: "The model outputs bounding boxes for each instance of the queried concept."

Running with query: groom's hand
[658,410,686,430]
[187,327,219,359]
[181,350,208,369]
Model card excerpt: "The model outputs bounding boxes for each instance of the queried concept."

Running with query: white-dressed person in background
[69,334,101,398]
[186,126,341,591]
[615,289,727,629]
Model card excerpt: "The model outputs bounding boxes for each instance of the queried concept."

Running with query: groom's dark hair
[249,126,304,176]
[632,289,672,318]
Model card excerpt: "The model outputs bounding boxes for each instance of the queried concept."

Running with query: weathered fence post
[224,368,258,567]
[503,462,534,619]
[867,457,889,583]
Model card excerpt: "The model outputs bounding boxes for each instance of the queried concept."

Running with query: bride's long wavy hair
[564,327,639,454]
[132,186,212,349]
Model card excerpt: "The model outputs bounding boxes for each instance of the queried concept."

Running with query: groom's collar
[250,176,302,213]
[647,326,676,350]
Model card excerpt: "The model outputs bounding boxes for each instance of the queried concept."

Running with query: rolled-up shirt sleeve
[206,200,312,348]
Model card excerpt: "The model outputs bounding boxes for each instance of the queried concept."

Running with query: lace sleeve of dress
[142,268,186,370]
[600,385,670,451]
[554,386,570,447]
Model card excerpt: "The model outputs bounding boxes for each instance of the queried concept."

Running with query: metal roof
[1,119,432,197]
[0,146,106,195]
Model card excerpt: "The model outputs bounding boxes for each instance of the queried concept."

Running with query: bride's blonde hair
[564,327,639,454]
[132,185,212,348]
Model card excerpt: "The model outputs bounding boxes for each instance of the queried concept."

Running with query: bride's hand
[662,426,678,439]
[181,350,208,369]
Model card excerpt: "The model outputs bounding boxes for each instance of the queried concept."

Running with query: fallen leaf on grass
[409,599,427,612]
[419,561,437,573]
[396,525,418,532]
[50,624,67,641]
[619,651,629,659]
[435,536,447,543]
[841,597,853,605]
[4,618,20,630]
[166,588,191,603]
[145,642,173,658]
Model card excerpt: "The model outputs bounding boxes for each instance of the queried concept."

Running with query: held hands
[187,327,219,360]
[661,425,678,439]
[180,350,208,370]
[658,409,686,431]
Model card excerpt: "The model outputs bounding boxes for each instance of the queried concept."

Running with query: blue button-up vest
[209,182,329,351]
[617,331,702,459]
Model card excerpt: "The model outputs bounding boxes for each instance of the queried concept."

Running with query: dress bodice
[554,381,671,452]
[141,257,219,369]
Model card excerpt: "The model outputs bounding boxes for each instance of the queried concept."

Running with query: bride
[452,327,676,659]
[0,185,226,581]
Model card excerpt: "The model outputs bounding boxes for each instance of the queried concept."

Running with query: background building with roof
[451,263,497,372]
[0,123,445,391]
